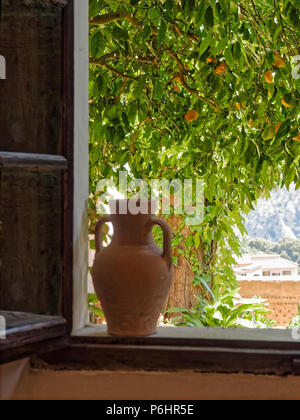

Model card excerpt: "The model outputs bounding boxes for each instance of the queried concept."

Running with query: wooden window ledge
[33,326,300,376]
[0,312,67,365]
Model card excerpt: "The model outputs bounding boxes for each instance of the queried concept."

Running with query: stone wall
[239,279,300,326]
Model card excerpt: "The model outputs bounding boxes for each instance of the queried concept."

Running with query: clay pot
[92,199,174,337]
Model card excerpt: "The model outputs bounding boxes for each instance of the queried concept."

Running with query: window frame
[64,0,300,376]
[1,0,300,375]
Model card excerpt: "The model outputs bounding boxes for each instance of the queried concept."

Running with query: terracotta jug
[92,199,174,337]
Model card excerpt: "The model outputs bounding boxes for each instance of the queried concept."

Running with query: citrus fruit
[275,123,282,134]
[216,62,227,75]
[293,131,300,141]
[282,96,292,108]
[185,110,199,123]
[264,71,274,84]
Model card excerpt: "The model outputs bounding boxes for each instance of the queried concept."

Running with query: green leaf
[276,120,291,139]
[184,0,195,15]
[88,293,99,304]
[127,103,138,124]
[89,0,104,18]
[196,0,207,25]
[154,79,165,100]
[232,42,241,61]
[199,34,211,57]
[140,24,152,41]
[204,6,214,29]
[112,27,129,41]
[288,6,299,27]
[89,305,105,318]
[97,74,107,95]
[91,31,105,58]
[157,20,167,46]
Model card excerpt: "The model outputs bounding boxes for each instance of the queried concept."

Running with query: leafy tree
[89,0,300,309]
[244,237,300,269]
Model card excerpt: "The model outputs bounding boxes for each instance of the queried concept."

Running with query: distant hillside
[241,238,300,268]
[245,185,300,242]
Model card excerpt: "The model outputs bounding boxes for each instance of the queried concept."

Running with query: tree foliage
[89,0,300,295]
[243,237,300,267]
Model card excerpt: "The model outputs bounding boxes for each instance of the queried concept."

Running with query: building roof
[233,254,299,275]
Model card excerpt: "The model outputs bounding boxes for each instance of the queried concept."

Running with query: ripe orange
[275,123,282,134]
[185,110,199,123]
[282,96,292,108]
[273,55,285,69]
[216,62,227,75]
[207,57,218,63]
[264,71,274,84]
[235,102,246,110]
[293,131,300,141]
[174,75,182,83]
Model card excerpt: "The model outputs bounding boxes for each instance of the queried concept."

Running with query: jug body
[92,199,173,337]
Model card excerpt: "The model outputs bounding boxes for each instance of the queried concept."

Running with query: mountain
[245,185,300,242]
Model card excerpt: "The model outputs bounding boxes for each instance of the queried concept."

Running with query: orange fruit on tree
[275,123,282,134]
[216,62,227,75]
[282,96,292,108]
[293,131,300,141]
[235,102,246,110]
[273,55,285,69]
[185,110,199,123]
[264,71,274,84]
[207,57,217,63]
[174,75,182,83]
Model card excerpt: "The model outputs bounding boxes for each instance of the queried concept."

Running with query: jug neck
[110,214,154,246]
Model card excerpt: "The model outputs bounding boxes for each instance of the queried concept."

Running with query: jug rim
[108,198,158,215]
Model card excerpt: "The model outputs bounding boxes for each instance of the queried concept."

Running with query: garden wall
[239,278,300,326]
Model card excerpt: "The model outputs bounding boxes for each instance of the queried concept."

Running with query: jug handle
[95,216,111,254]
[151,218,173,269]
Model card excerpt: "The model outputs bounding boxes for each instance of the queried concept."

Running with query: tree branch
[90,11,140,27]
[90,58,140,82]
[173,23,199,42]
[91,51,156,66]
[130,118,153,153]
[166,48,220,114]
[91,53,119,65]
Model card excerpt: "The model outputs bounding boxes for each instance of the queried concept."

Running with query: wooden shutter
[0,0,74,360]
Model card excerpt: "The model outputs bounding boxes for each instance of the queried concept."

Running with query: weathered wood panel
[35,342,300,375]
[0,0,63,154]
[0,311,67,365]
[0,152,68,171]
[0,168,62,314]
